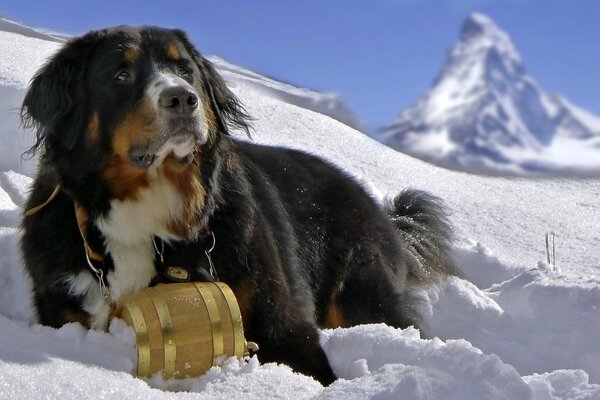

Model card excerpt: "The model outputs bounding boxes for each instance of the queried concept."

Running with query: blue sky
[1,1,599,129]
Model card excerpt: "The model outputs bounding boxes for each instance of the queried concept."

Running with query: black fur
[20,26,455,385]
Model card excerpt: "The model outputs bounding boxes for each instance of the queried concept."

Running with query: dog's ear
[174,30,251,137]
[21,32,102,158]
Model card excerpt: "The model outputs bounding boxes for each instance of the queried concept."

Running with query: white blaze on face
[146,71,209,155]
[146,72,189,110]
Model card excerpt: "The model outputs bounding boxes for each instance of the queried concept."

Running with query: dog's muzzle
[130,74,208,169]
[159,85,199,116]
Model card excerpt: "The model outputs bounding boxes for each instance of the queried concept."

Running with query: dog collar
[74,202,113,306]
[25,184,113,306]
[152,231,218,283]
[25,185,218,304]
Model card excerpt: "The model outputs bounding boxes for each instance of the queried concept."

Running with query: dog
[20,26,456,385]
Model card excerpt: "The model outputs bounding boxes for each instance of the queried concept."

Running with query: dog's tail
[385,189,456,283]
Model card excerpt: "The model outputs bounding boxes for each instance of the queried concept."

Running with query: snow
[556,97,600,133]
[0,17,65,43]
[0,29,61,89]
[384,13,600,176]
[1,19,600,400]
[209,56,361,131]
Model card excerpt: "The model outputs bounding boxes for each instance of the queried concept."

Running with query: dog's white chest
[70,174,186,329]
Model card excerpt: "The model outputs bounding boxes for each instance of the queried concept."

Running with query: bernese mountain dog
[20,26,455,385]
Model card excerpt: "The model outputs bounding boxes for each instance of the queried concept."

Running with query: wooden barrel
[119,282,248,379]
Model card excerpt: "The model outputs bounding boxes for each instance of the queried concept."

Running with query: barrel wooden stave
[120,282,246,379]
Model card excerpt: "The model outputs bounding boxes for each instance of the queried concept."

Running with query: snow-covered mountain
[383,13,600,176]
[1,17,600,399]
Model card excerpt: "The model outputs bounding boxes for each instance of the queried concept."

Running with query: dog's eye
[176,65,188,76]
[134,154,155,168]
[115,70,131,82]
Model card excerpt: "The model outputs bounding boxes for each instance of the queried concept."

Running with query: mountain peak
[454,13,522,69]
[384,14,600,176]
[461,13,503,41]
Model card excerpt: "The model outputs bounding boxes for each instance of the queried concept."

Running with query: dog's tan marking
[123,45,140,62]
[324,279,347,328]
[63,310,91,327]
[103,101,157,201]
[202,92,218,136]
[231,278,255,330]
[162,152,206,239]
[88,112,100,141]
[324,302,347,329]
[167,43,180,60]
[104,155,149,201]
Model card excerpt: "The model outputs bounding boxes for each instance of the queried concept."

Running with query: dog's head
[22,26,249,205]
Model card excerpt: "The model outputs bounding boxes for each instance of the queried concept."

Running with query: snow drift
[1,17,599,399]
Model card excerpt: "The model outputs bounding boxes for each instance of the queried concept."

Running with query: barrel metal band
[193,282,223,364]
[123,297,151,377]
[215,282,245,359]
[147,287,177,378]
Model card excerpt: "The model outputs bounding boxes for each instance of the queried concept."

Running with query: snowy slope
[1,19,600,400]
[0,16,64,44]
[384,13,600,176]
[0,18,62,177]
[209,56,361,130]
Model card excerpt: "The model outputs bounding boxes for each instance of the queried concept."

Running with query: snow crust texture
[1,17,599,400]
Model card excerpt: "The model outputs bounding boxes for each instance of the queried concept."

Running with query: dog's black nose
[159,86,199,114]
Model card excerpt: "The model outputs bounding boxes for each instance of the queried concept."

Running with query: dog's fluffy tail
[385,189,456,283]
